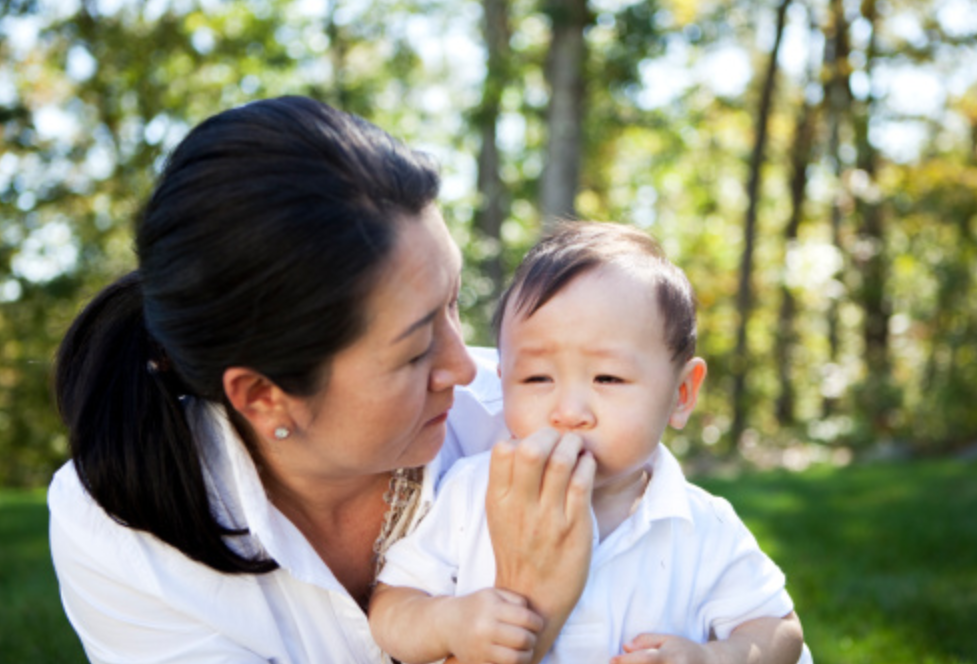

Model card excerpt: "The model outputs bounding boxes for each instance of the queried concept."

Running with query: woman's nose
[549,389,596,431]
[429,313,477,392]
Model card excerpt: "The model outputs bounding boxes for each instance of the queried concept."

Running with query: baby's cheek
[501,396,542,439]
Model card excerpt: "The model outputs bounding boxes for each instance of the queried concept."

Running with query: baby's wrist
[701,638,741,664]
[428,595,461,654]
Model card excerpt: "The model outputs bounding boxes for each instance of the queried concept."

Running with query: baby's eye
[595,375,624,384]
[523,375,551,384]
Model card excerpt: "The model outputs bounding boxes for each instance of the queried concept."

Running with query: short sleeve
[377,454,487,597]
[693,496,795,641]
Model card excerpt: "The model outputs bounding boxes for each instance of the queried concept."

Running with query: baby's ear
[669,358,707,430]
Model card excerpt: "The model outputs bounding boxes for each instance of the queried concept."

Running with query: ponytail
[54,272,277,574]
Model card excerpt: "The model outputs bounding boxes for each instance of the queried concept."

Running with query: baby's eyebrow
[580,347,635,361]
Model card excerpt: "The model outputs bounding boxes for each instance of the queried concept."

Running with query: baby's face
[498,265,685,492]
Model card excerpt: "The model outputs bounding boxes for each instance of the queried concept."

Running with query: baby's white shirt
[379,444,799,663]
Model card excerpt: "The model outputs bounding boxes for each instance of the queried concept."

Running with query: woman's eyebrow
[392,308,438,343]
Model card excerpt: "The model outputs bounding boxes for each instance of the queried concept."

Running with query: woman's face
[286,205,476,479]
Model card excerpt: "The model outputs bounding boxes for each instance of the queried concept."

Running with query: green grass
[0,489,87,663]
[698,458,977,664]
[2,459,975,663]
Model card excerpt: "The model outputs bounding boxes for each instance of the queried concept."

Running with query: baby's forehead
[509,261,659,313]
[502,265,666,338]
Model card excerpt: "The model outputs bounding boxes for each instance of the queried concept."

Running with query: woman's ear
[223,367,292,443]
[668,358,707,430]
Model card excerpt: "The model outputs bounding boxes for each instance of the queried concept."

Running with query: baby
[370,222,806,664]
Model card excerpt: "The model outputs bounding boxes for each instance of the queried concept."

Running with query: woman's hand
[485,428,596,662]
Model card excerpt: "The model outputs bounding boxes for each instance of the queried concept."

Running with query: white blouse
[48,347,506,664]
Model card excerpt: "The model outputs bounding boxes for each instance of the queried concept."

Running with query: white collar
[634,444,694,526]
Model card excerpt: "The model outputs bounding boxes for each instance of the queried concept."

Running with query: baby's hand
[610,633,717,664]
[445,588,544,664]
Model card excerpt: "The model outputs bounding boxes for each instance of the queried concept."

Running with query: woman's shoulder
[48,462,164,594]
[48,461,221,593]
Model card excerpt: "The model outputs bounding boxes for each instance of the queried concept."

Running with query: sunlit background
[2,0,976,486]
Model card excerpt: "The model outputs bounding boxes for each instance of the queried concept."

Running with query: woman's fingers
[539,432,584,512]
[565,450,596,521]
[509,428,560,504]
[487,438,516,503]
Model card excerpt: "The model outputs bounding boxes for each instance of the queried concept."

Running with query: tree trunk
[775,39,818,426]
[324,0,349,111]
[821,0,851,416]
[729,0,791,450]
[474,0,511,298]
[851,0,892,436]
[539,0,588,226]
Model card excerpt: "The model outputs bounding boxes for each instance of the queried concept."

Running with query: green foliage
[2,0,976,485]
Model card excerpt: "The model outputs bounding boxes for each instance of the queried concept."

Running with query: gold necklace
[372,466,424,583]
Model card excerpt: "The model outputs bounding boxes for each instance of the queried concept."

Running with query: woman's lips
[425,403,452,426]
[426,411,448,426]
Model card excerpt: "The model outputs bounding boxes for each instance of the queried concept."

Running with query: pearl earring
[274,426,290,440]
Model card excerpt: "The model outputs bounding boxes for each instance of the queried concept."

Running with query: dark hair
[492,221,697,364]
[55,97,440,574]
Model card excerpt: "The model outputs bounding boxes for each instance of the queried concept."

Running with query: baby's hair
[492,221,697,364]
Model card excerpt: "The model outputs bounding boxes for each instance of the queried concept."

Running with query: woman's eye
[409,346,433,364]
[595,375,623,384]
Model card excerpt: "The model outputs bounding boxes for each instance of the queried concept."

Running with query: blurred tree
[849,0,896,442]
[729,0,791,451]
[820,0,852,418]
[0,0,435,485]
[539,0,589,223]
[472,0,511,300]
[774,6,820,427]
[2,0,977,486]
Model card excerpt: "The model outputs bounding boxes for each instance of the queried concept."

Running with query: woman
[50,96,595,663]
[50,97,801,663]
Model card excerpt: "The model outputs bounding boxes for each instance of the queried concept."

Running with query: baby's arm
[611,612,804,664]
[369,582,544,664]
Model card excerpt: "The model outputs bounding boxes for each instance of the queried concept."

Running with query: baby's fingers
[488,643,535,664]
[494,624,538,654]
[623,634,667,652]
[611,651,661,664]
[497,600,544,635]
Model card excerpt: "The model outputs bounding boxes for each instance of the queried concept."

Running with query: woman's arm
[485,429,597,664]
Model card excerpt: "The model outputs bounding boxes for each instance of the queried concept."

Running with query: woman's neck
[263,467,394,610]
